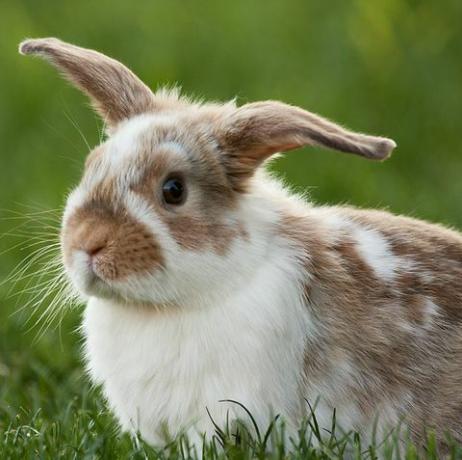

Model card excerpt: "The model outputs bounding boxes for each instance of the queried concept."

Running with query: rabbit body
[19,37,462,450]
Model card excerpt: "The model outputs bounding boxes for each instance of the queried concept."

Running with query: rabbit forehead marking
[107,113,183,168]
[83,115,182,187]
[84,111,231,192]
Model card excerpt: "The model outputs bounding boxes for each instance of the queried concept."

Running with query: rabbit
[19,38,462,452]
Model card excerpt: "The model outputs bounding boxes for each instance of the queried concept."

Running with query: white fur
[109,115,155,167]
[353,226,399,281]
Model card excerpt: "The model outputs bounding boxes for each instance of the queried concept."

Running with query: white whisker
[2,204,80,340]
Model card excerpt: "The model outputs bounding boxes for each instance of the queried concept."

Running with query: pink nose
[73,220,111,258]
[87,244,105,257]
[79,234,108,259]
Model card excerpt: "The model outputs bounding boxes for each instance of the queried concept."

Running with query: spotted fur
[20,38,462,454]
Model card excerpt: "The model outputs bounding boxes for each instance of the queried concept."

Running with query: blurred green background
[0,0,461,450]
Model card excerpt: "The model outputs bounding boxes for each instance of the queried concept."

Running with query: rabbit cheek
[100,224,164,281]
[162,214,246,256]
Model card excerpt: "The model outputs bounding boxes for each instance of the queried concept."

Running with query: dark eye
[162,177,186,205]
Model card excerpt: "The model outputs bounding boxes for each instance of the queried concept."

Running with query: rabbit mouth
[67,248,156,305]
[78,267,109,297]
[78,271,125,302]
[66,248,118,299]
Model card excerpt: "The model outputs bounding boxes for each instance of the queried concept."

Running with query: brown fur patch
[336,207,462,320]
[279,207,462,449]
[164,215,247,255]
[62,200,164,281]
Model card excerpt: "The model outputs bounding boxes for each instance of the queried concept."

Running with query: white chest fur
[82,256,311,445]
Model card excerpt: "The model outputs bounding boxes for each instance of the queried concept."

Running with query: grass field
[1,0,462,458]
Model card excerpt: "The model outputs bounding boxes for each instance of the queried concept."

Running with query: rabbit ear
[219,101,396,184]
[19,37,156,128]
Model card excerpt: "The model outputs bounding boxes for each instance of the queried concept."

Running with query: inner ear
[218,100,396,188]
[19,38,157,128]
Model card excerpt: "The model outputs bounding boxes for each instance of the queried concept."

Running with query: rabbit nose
[86,243,105,257]
[79,232,109,258]
[71,218,112,258]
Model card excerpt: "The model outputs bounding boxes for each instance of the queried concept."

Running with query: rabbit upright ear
[19,38,156,128]
[219,101,396,185]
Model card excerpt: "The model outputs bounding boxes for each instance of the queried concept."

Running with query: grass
[0,368,426,460]
[1,357,459,460]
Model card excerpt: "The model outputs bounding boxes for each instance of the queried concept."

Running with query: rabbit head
[19,38,396,308]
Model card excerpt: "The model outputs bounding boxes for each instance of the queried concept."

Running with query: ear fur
[19,37,156,128]
[219,101,396,184]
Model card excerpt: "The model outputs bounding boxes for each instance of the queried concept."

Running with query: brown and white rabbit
[19,38,462,451]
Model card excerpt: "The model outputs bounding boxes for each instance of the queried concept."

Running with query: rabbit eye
[162,177,186,205]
